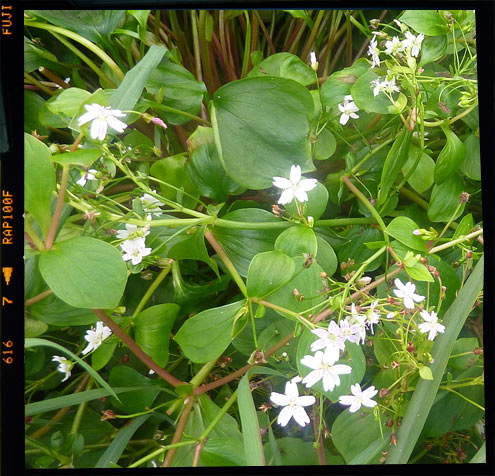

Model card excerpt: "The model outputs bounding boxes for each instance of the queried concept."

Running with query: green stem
[24,72,55,95]
[45,163,71,250]
[258,299,315,330]
[25,21,125,81]
[198,11,214,93]
[429,229,483,254]
[147,101,210,125]
[199,389,238,440]
[423,105,476,127]
[190,11,202,81]
[240,11,251,78]
[341,175,389,245]
[190,360,219,387]
[399,186,429,210]
[301,10,325,60]
[213,217,375,230]
[70,378,93,435]
[205,230,248,298]
[432,202,463,247]
[127,440,196,468]
[346,137,395,177]
[132,261,174,318]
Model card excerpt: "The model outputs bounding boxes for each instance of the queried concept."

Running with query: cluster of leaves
[24,9,484,469]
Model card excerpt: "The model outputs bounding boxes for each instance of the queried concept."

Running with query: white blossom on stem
[77,169,98,187]
[367,37,381,68]
[301,351,352,392]
[365,300,380,334]
[52,356,73,382]
[272,165,317,205]
[402,31,424,57]
[78,103,127,141]
[418,310,445,341]
[338,98,360,125]
[140,191,164,216]
[384,36,404,56]
[269,380,316,427]
[120,237,152,265]
[81,321,112,355]
[310,320,345,363]
[338,383,378,412]
[393,278,425,309]
[116,223,150,240]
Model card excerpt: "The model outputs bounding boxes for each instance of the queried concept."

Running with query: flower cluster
[118,221,152,265]
[370,73,400,97]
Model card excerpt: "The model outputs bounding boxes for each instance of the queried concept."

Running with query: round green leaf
[45,87,91,118]
[247,250,295,298]
[134,303,180,367]
[385,216,427,252]
[25,133,56,238]
[212,76,314,189]
[315,235,338,276]
[275,225,317,258]
[39,236,128,309]
[314,128,337,160]
[284,181,329,220]
[174,300,247,363]
[399,10,448,36]
[401,145,435,194]
[246,52,315,86]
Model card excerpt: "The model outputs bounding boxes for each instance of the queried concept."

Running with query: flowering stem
[423,105,476,127]
[429,228,483,254]
[45,164,70,250]
[204,230,248,298]
[213,217,375,230]
[132,260,174,318]
[162,396,196,467]
[25,290,53,308]
[24,21,125,81]
[92,309,184,387]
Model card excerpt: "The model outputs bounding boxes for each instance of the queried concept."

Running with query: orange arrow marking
[2,267,13,285]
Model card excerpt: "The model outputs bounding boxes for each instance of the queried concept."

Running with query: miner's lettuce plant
[24,9,484,468]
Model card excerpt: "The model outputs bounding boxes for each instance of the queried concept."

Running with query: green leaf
[212,208,283,277]
[399,10,448,35]
[174,300,247,363]
[247,251,295,298]
[24,133,56,238]
[96,414,151,468]
[110,44,167,113]
[352,70,407,115]
[267,256,327,316]
[24,91,48,135]
[238,374,265,465]
[315,235,338,276]
[419,365,433,380]
[297,331,366,400]
[274,226,317,258]
[201,438,245,466]
[401,145,435,194]
[452,213,473,240]
[25,338,117,398]
[51,148,101,167]
[186,126,245,201]
[320,59,369,107]
[212,76,314,189]
[460,134,481,181]
[405,261,434,282]
[332,411,391,464]
[448,338,480,370]
[419,35,448,66]
[338,227,384,275]
[377,128,413,207]
[91,339,118,371]
[145,59,206,125]
[128,10,150,31]
[246,52,315,86]
[434,125,466,184]
[38,236,128,309]
[46,88,92,118]
[24,36,64,74]
[284,181,329,220]
[385,216,427,252]
[314,127,337,160]
[134,303,180,367]
[108,366,161,414]
[26,387,141,416]
[427,174,465,222]
[386,256,484,464]
[28,10,125,44]
[25,317,49,338]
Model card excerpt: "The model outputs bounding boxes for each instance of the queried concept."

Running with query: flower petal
[278,188,295,205]
[277,406,294,427]
[292,406,310,427]
[289,165,301,184]
[272,176,292,189]
[270,391,289,406]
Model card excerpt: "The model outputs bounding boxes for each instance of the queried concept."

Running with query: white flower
[382,76,400,94]
[343,94,354,103]
[347,305,367,344]
[338,383,378,412]
[77,168,98,187]
[78,103,127,141]
[116,223,150,240]
[367,37,381,68]
[140,191,164,216]
[358,276,372,287]
[370,78,383,97]
[386,311,396,319]
[384,36,404,55]
[301,351,352,392]
[310,320,345,363]
[149,369,155,375]
[393,278,425,309]
[365,300,380,334]
[402,31,424,57]
[52,355,73,382]
[418,310,445,341]
[270,380,316,427]
[272,165,318,205]
[120,237,152,265]
[81,321,112,355]
[338,99,360,125]
[310,51,318,71]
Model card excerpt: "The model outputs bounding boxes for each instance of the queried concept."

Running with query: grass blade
[386,255,484,464]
